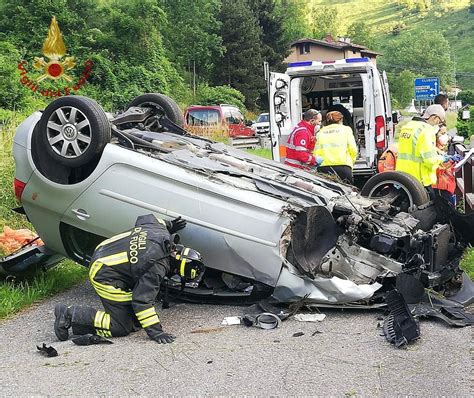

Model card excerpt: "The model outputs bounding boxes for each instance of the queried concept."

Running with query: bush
[456,106,474,139]
[196,84,246,111]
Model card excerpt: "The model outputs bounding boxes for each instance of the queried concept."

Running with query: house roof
[289,38,383,56]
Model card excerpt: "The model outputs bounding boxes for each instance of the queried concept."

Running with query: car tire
[127,93,184,127]
[361,171,429,209]
[38,96,111,168]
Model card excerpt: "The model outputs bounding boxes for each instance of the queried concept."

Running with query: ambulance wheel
[361,171,429,211]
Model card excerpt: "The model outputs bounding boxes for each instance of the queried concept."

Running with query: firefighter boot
[54,304,72,341]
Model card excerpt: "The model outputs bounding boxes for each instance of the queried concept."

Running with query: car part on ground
[382,290,420,348]
[11,94,474,310]
[36,343,58,357]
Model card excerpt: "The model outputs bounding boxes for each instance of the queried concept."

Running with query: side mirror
[452,135,464,144]
[245,120,253,127]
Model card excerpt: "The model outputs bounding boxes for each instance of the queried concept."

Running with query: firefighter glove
[153,331,175,344]
[167,217,186,234]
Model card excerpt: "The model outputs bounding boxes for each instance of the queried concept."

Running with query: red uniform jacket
[284,120,316,169]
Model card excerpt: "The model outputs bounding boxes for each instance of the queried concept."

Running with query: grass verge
[0,109,87,320]
[0,261,88,319]
[460,248,474,280]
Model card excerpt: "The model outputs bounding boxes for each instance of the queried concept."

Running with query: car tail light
[375,115,386,149]
[13,178,27,202]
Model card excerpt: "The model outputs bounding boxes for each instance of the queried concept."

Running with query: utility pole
[193,60,196,100]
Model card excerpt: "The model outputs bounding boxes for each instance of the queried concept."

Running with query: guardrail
[454,143,474,213]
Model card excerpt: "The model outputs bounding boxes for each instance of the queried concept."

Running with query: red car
[184,104,255,138]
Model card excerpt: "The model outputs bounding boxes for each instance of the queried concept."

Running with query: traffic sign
[414,77,440,100]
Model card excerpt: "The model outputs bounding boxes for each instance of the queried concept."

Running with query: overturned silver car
[11,94,474,306]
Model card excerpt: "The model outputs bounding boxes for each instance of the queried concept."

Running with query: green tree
[0,41,32,110]
[249,0,289,70]
[459,90,474,105]
[379,31,454,89]
[213,0,264,109]
[0,0,186,110]
[309,5,339,40]
[387,70,416,108]
[158,0,223,81]
[276,0,311,43]
[346,21,377,50]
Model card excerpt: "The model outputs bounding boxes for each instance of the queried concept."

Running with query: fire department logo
[33,16,75,82]
[17,16,93,97]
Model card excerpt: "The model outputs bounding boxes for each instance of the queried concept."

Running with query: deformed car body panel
[12,104,474,306]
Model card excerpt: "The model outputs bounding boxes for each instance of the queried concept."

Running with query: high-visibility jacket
[88,214,172,340]
[395,118,442,187]
[314,124,357,168]
[284,120,316,169]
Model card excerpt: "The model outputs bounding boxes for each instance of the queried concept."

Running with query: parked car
[269,58,395,178]
[10,93,474,306]
[251,112,270,135]
[184,104,254,138]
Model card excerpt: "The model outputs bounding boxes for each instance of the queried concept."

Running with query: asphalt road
[0,282,471,396]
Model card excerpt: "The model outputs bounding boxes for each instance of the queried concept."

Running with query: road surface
[0,282,471,396]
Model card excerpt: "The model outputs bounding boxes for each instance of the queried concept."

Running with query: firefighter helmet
[171,245,205,282]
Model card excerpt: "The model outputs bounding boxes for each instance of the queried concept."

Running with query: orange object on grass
[0,226,43,255]
[433,161,456,194]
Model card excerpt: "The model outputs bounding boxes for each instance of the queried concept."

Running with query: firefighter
[284,109,323,169]
[396,104,445,194]
[314,111,357,184]
[54,214,204,344]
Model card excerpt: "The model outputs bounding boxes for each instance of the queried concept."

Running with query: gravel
[0,282,471,396]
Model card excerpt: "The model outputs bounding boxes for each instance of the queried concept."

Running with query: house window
[299,43,311,55]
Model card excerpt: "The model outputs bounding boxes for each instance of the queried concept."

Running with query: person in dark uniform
[54,214,204,344]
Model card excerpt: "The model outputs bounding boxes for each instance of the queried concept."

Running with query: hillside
[308,0,473,89]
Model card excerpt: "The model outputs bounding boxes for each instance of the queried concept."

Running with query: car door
[269,72,291,162]
[360,68,376,169]
[381,70,394,144]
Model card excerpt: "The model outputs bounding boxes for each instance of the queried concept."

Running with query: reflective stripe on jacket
[89,214,171,340]
[395,119,442,186]
[284,120,316,169]
[314,124,357,168]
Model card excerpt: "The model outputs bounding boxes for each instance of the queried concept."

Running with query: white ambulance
[269,58,395,177]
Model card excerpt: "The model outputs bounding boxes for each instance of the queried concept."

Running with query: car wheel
[361,171,429,211]
[38,96,111,168]
[127,93,184,127]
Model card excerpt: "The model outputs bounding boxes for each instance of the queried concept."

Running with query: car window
[187,109,220,126]
[257,114,269,123]
[231,110,244,124]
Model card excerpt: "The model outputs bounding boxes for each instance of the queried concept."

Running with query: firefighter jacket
[88,214,172,340]
[314,124,357,168]
[284,120,317,169]
[395,118,442,187]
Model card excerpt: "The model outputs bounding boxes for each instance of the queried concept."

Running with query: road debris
[221,316,242,326]
[294,313,326,322]
[36,343,58,357]
[292,332,305,337]
[382,290,420,348]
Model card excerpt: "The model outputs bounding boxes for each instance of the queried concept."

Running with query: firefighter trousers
[69,298,141,338]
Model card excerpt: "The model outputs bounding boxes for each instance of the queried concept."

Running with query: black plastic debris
[382,290,420,348]
[410,302,474,327]
[292,332,304,337]
[37,343,58,357]
[72,334,113,346]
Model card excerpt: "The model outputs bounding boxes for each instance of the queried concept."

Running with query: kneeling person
[54,214,204,344]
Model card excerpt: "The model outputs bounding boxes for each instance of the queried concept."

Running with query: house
[285,35,382,64]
